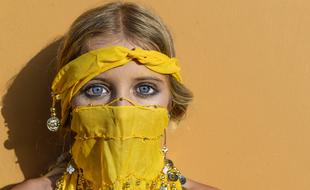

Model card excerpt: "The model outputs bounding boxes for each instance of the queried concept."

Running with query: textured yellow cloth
[57,104,182,189]
[72,105,167,188]
[51,46,182,125]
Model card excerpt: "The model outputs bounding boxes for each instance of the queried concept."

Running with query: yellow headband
[50,45,182,126]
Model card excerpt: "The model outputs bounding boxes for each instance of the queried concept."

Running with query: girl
[12,2,219,190]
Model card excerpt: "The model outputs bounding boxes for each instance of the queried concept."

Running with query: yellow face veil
[47,45,182,129]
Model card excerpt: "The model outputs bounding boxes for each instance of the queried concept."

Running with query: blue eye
[136,84,157,96]
[84,84,109,97]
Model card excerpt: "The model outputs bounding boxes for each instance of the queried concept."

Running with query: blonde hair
[56,1,193,123]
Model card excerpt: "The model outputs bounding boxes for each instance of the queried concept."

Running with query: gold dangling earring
[160,115,187,190]
[47,92,61,132]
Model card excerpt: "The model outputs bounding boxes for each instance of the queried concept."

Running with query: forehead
[82,35,136,53]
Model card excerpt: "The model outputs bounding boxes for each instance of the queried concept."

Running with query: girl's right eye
[83,84,109,97]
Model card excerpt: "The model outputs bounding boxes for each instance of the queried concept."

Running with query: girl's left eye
[136,84,157,96]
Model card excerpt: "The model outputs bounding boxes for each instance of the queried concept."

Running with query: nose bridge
[112,97,133,106]
[108,87,136,106]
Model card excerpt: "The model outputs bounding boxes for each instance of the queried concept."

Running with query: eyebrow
[91,76,164,83]
[88,77,111,83]
[133,76,164,83]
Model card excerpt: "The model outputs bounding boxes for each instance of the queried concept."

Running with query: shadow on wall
[0,39,65,189]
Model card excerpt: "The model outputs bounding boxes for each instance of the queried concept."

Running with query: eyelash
[135,83,159,97]
[83,84,110,98]
[82,83,159,98]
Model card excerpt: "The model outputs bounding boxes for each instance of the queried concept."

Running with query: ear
[168,120,177,130]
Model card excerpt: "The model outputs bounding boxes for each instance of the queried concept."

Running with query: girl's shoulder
[11,157,66,190]
[10,177,52,190]
[184,178,220,190]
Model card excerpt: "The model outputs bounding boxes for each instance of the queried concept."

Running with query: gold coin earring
[47,93,61,132]
[160,113,187,190]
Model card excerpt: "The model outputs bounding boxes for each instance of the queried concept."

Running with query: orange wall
[1,0,310,189]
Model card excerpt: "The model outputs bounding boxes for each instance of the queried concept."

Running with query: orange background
[1,0,310,189]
